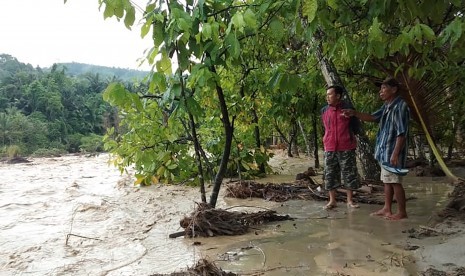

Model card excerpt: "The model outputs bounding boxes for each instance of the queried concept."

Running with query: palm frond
[397,69,460,182]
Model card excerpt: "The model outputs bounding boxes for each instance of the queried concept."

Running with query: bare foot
[347,202,359,208]
[370,208,391,217]
[385,213,408,220]
[324,203,337,210]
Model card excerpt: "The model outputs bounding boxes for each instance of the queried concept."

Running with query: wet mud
[1,153,465,275]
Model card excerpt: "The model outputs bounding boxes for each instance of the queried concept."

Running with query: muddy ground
[1,152,465,275]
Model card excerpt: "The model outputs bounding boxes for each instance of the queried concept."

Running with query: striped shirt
[372,96,410,167]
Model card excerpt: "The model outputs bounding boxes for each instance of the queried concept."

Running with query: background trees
[99,0,464,206]
[99,0,465,207]
[0,54,146,157]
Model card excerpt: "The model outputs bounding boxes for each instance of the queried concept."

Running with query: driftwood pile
[150,258,237,276]
[178,203,292,238]
[225,180,320,202]
[224,179,392,205]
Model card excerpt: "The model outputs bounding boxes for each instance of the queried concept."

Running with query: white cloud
[0,0,152,70]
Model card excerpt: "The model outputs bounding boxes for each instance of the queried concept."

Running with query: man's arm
[390,135,406,167]
[342,109,377,122]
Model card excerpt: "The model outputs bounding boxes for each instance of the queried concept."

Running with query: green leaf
[268,19,284,40]
[231,13,245,32]
[412,24,423,42]
[147,46,159,65]
[115,6,124,18]
[153,23,165,48]
[243,9,257,30]
[124,6,136,29]
[280,74,300,93]
[224,33,240,59]
[267,71,282,90]
[343,37,355,60]
[177,44,191,70]
[156,165,165,176]
[186,97,203,117]
[141,20,152,38]
[157,151,172,163]
[103,4,114,19]
[103,83,124,103]
[302,0,318,23]
[438,18,462,47]
[171,83,182,98]
[177,18,191,32]
[371,41,385,58]
[150,72,167,92]
[368,17,382,42]
[327,0,337,9]
[130,93,143,111]
[167,163,178,170]
[202,22,212,41]
[419,24,435,41]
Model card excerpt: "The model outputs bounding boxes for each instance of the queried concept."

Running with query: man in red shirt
[321,85,361,209]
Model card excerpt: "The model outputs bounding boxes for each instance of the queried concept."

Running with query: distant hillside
[54,62,150,81]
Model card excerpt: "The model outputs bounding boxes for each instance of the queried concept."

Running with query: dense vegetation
[0,53,148,157]
[5,1,464,208]
[96,0,465,207]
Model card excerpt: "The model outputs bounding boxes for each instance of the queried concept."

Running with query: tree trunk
[313,30,380,180]
[289,119,299,157]
[253,109,266,174]
[312,93,320,168]
[298,120,311,157]
[188,112,207,203]
[209,67,234,208]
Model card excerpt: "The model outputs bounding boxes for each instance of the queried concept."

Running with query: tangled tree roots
[225,180,393,205]
[179,203,292,237]
[151,258,237,276]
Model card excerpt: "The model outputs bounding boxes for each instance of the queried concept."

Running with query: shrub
[80,134,104,153]
[6,145,21,158]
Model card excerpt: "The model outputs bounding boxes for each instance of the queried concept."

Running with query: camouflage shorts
[324,150,360,191]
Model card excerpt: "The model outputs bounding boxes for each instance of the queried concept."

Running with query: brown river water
[1,153,464,275]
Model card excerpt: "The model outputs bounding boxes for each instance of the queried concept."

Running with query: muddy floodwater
[1,153,464,275]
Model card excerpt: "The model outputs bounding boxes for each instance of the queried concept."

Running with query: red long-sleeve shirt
[321,102,357,152]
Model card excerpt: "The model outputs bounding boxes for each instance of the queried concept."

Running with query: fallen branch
[65,233,102,245]
[174,202,292,238]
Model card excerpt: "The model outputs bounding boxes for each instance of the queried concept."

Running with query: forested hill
[0,53,149,158]
[53,62,149,81]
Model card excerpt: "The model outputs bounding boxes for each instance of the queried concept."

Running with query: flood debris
[174,202,292,238]
[150,258,237,276]
[224,179,410,205]
[420,266,465,276]
[403,226,444,239]
[1,156,31,164]
[436,180,465,222]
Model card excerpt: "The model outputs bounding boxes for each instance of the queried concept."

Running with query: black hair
[327,85,344,96]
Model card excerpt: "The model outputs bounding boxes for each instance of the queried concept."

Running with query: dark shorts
[324,150,360,191]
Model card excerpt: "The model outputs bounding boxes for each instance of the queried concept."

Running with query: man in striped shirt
[342,77,410,220]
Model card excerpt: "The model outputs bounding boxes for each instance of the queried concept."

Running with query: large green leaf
[156,52,173,74]
[224,33,240,59]
[302,0,318,23]
[124,6,135,28]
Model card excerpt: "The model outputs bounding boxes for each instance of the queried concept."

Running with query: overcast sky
[0,0,152,70]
